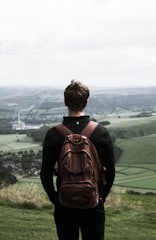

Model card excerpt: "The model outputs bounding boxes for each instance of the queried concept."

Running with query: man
[40,80,115,240]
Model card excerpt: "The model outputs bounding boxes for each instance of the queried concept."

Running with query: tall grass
[0,182,156,240]
[0,183,51,209]
[0,182,126,210]
[0,189,155,240]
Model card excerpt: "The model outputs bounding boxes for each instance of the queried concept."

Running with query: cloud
[0,0,156,87]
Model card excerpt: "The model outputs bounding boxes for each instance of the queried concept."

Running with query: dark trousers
[54,203,105,240]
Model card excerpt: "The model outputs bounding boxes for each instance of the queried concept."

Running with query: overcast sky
[0,0,156,88]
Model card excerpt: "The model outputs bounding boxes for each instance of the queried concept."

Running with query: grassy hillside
[0,116,156,193]
[0,115,156,240]
[0,193,155,240]
[108,116,156,138]
[106,116,156,193]
[116,133,156,164]
[0,176,156,240]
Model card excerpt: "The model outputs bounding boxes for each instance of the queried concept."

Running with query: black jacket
[40,116,115,205]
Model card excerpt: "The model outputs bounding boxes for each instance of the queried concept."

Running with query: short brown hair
[64,80,90,112]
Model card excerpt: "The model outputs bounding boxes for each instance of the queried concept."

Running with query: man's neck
[68,110,85,117]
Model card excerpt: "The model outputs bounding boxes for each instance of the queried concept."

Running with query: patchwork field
[110,117,156,193]
[114,164,156,193]
[0,116,156,240]
[0,116,156,193]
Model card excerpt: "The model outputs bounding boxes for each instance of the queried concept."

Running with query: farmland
[0,134,40,152]
[109,116,156,193]
[0,100,156,239]
[0,115,156,194]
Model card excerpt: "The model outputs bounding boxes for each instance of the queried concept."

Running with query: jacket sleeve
[40,128,62,204]
[91,125,115,201]
[101,130,115,200]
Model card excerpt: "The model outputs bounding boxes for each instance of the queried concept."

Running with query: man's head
[64,79,90,112]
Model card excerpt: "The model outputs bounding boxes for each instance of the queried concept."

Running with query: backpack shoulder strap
[55,124,72,137]
[81,121,98,138]
[56,121,98,138]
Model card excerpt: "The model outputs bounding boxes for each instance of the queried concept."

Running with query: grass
[0,180,156,240]
[0,194,156,240]
[0,116,156,239]
[0,182,50,209]
[118,177,156,189]
[0,134,41,152]
[0,204,56,240]
[108,116,156,134]
[114,164,156,193]
[116,134,156,164]
[113,125,156,192]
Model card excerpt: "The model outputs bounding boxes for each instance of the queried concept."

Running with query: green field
[107,116,156,193]
[114,133,156,192]
[0,134,41,152]
[0,116,156,193]
[116,134,156,164]
[0,116,156,240]
[0,193,156,240]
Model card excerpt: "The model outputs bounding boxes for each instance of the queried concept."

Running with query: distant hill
[0,86,156,115]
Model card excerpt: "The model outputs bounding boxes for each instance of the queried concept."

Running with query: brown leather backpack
[55,121,106,209]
